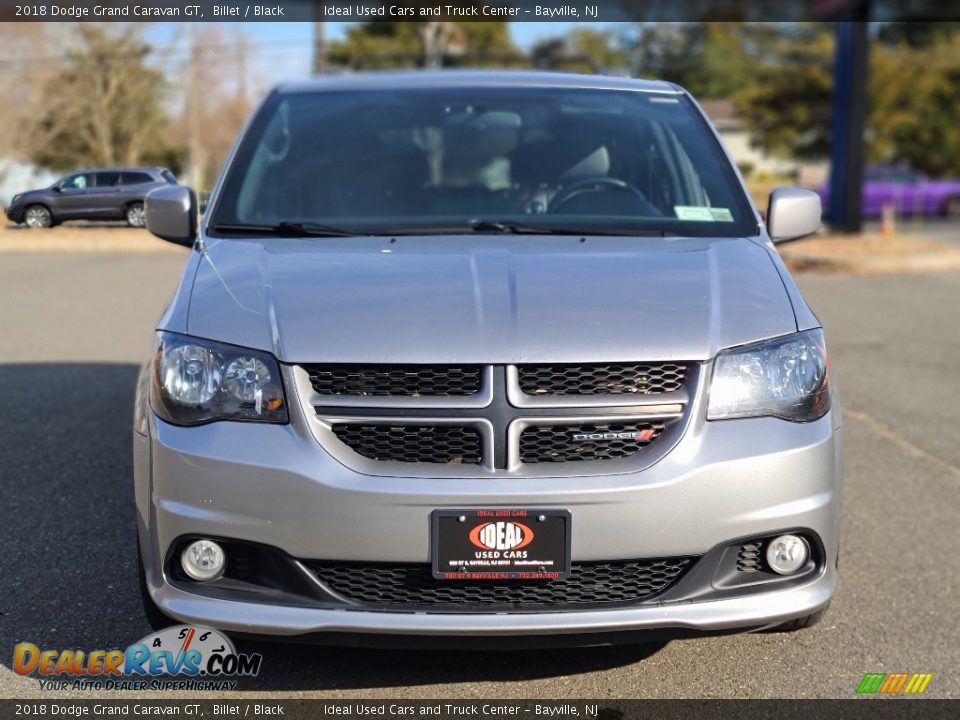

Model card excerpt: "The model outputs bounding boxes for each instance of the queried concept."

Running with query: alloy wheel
[24,206,51,228]
[127,203,146,228]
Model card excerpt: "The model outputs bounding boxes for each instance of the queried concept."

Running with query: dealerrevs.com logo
[14,626,262,691]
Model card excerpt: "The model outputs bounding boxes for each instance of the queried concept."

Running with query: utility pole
[235,28,248,106]
[312,2,326,74]
[828,19,869,232]
[187,23,205,190]
[820,0,871,233]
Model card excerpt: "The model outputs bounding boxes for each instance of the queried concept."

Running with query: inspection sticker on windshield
[674,206,734,222]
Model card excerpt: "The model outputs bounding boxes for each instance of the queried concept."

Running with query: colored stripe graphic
[880,673,909,693]
[857,672,932,694]
[857,673,886,693]
[904,674,933,694]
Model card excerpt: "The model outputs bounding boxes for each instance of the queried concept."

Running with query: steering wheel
[549,176,652,214]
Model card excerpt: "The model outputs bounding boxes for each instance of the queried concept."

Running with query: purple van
[819,165,960,218]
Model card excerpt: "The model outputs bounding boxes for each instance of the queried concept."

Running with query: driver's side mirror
[145,185,198,247]
[52,186,62,193]
[766,187,822,244]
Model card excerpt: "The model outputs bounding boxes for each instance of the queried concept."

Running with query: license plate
[431,509,571,580]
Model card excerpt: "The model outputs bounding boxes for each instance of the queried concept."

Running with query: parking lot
[1,229,958,699]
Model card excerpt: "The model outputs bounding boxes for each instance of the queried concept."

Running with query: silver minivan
[134,71,841,647]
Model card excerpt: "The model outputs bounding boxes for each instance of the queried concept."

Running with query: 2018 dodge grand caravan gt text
[134,71,842,647]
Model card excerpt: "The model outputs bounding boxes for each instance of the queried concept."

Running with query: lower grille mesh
[520,421,668,463]
[306,558,694,609]
[331,424,482,465]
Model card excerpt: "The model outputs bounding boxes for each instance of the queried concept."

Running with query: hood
[10,188,50,203]
[184,235,798,363]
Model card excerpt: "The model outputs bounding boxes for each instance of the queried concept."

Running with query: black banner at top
[1,0,958,23]
[0,700,959,720]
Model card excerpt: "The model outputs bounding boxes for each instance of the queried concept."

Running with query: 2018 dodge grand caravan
[134,71,842,647]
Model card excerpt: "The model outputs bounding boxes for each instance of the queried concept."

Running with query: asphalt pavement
[0,247,958,699]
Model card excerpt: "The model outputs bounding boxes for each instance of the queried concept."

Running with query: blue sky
[145,22,621,95]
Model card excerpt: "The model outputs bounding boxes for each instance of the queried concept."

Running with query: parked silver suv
[135,71,841,646]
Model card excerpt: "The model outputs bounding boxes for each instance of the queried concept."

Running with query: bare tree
[417,22,457,69]
[31,24,167,170]
[0,24,67,163]
[312,9,326,74]
[168,24,254,189]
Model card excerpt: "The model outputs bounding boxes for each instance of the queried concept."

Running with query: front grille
[736,541,764,572]
[331,424,482,465]
[520,421,668,463]
[305,362,694,471]
[517,363,687,396]
[306,558,694,610]
[305,364,482,397]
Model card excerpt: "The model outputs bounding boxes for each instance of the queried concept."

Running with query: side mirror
[766,187,822,244]
[146,185,197,247]
[52,186,62,193]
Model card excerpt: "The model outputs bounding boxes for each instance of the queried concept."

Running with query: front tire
[24,205,52,228]
[126,202,146,228]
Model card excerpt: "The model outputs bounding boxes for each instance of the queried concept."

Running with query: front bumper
[5,204,24,223]
[150,568,835,640]
[133,364,843,640]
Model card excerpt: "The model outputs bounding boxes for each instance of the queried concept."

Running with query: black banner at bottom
[0,700,957,720]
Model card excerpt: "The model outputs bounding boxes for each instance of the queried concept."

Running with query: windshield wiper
[209,222,359,238]
[467,219,674,237]
[210,220,675,238]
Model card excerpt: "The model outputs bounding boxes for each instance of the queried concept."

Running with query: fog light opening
[181,539,226,581]
[765,534,808,575]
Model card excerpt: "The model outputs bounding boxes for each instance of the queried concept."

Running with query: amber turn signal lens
[260,383,285,411]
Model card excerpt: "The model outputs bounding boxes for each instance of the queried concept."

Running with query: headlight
[707,329,830,422]
[151,332,288,426]
[11,194,21,204]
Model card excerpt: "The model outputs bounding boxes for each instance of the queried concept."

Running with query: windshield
[209,86,757,238]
